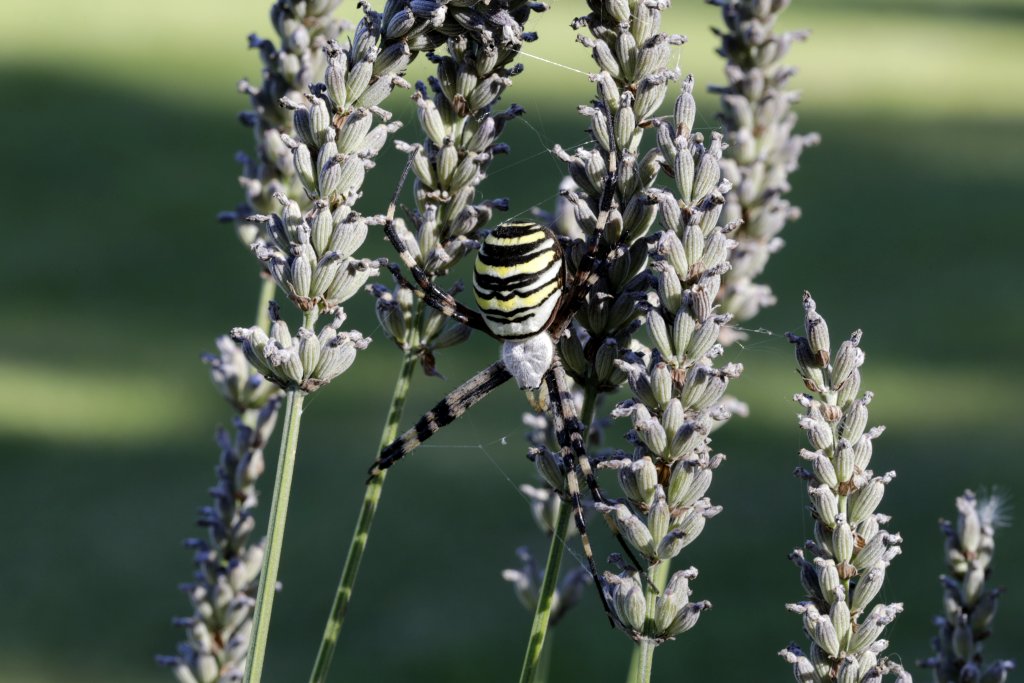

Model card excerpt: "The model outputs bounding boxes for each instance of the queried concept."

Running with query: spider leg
[545,361,650,581]
[551,108,621,337]
[385,262,486,331]
[542,363,621,627]
[382,221,493,335]
[377,158,493,336]
[368,361,513,479]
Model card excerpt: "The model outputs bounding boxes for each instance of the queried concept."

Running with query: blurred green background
[2,0,1022,681]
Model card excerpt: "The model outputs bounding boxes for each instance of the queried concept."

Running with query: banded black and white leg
[545,360,649,577]
[368,361,513,478]
[541,363,616,625]
[382,221,493,334]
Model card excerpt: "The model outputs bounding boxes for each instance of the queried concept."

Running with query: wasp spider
[369,171,641,622]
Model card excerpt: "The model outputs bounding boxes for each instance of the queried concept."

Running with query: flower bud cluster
[502,407,593,623]
[782,293,909,682]
[250,190,383,313]
[555,0,686,392]
[369,282,470,369]
[377,2,542,372]
[601,565,712,644]
[223,0,347,246]
[159,341,282,683]
[502,546,591,627]
[920,490,1015,683]
[240,6,447,380]
[251,5,444,312]
[594,73,741,645]
[710,0,820,324]
[390,1,543,281]
[521,404,605,538]
[232,303,370,394]
[202,336,281,415]
[539,4,744,645]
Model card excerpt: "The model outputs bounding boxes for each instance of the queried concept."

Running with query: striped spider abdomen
[473,221,563,341]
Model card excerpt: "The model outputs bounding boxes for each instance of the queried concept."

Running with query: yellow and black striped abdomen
[473,221,563,340]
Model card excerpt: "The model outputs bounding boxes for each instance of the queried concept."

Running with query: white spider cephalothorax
[500,334,555,390]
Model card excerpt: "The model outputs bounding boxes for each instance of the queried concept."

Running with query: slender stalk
[636,639,655,683]
[518,494,573,683]
[244,388,305,683]
[628,564,668,681]
[535,629,554,683]
[518,387,599,683]
[309,347,419,682]
[254,275,277,333]
[628,561,671,683]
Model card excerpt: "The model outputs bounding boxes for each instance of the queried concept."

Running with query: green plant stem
[535,628,554,683]
[627,560,671,682]
[244,387,305,683]
[636,638,655,683]
[308,347,419,682]
[518,385,599,683]
[825,387,850,594]
[519,494,573,683]
[254,274,277,332]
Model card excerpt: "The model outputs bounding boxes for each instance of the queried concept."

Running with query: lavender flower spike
[783,293,911,682]
[710,0,820,326]
[919,490,1015,683]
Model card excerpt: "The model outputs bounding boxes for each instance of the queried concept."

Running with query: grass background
[1,0,1022,681]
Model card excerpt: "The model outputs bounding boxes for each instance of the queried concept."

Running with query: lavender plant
[158,341,281,683]
[710,0,819,326]
[502,409,593,635]
[223,0,349,327]
[508,3,683,677]
[781,293,911,683]
[503,2,756,679]
[920,490,1015,683]
[311,3,545,680]
[160,3,347,680]
[601,75,742,683]
[225,4,452,678]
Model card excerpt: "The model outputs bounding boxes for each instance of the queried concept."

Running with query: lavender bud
[336,108,372,153]
[851,565,885,613]
[614,578,647,633]
[650,363,673,409]
[808,485,839,528]
[647,488,671,546]
[674,83,696,135]
[674,147,694,204]
[666,600,710,638]
[833,517,854,565]
[692,151,721,205]
[849,476,887,525]
[345,59,373,102]
[598,503,655,558]
[529,446,566,493]
[815,557,841,601]
[416,97,446,146]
